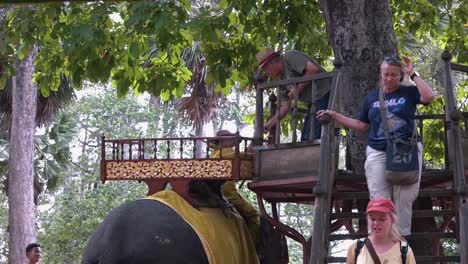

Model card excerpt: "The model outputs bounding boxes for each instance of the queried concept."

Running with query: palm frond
[178,42,225,128]
[0,73,76,133]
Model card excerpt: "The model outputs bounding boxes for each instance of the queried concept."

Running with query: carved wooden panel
[104,159,253,180]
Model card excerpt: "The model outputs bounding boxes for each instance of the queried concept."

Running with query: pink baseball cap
[366,198,396,214]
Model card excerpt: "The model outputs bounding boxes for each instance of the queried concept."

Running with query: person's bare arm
[345,242,356,264]
[402,56,434,104]
[316,109,370,132]
[266,62,321,132]
[264,100,291,131]
[288,62,321,99]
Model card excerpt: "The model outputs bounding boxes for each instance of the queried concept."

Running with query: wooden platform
[249,168,458,203]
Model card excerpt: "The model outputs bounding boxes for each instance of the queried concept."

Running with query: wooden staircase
[250,50,468,263]
[326,187,461,263]
[321,50,468,262]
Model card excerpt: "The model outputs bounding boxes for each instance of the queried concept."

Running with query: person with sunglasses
[256,48,331,142]
[316,55,434,236]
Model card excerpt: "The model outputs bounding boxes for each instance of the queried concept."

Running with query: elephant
[81,192,288,264]
[82,199,207,264]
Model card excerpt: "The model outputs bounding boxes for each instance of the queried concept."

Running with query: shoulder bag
[379,85,419,185]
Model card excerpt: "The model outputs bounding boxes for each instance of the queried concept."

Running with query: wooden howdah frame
[100,134,256,198]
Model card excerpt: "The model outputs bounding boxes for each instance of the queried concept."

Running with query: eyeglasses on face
[383,55,401,65]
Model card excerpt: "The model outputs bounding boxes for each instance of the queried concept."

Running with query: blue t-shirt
[359,85,422,151]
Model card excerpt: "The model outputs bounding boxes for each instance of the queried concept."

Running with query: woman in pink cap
[346,198,416,263]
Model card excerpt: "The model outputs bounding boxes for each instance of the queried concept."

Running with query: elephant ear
[256,217,289,264]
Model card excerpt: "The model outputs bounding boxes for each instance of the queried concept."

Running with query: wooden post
[292,82,299,143]
[309,60,341,263]
[442,49,468,263]
[100,135,106,183]
[268,93,277,145]
[309,80,317,142]
[275,85,282,144]
[254,74,264,146]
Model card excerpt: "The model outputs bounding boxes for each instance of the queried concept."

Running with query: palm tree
[0,74,76,204]
[178,42,225,157]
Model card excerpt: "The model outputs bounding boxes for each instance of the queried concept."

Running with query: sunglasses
[383,55,402,65]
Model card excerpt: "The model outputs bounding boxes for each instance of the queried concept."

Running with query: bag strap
[379,86,418,145]
[365,238,382,264]
[378,85,390,140]
[354,237,367,263]
[400,240,408,263]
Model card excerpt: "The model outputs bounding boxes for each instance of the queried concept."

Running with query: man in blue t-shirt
[256,48,331,142]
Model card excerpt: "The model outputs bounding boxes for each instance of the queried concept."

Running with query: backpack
[354,237,408,263]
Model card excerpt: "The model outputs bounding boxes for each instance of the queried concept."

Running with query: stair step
[415,255,461,263]
[331,209,455,219]
[326,255,460,263]
[329,232,456,241]
[333,189,455,199]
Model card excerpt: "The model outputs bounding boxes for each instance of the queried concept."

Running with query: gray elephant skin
[81,199,209,264]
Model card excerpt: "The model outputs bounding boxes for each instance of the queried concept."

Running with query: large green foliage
[37,181,146,263]
[1,1,465,99]
[0,1,466,262]
[0,112,77,197]
[33,85,189,262]
[392,0,467,60]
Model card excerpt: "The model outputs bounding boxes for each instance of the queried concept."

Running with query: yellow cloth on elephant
[210,147,260,243]
[223,180,260,243]
[210,147,254,160]
[147,190,259,264]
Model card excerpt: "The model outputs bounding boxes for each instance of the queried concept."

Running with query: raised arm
[402,56,434,104]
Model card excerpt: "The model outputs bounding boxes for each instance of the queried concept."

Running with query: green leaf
[174,82,184,98]
[181,0,191,10]
[203,28,218,43]
[129,42,140,60]
[160,89,171,100]
[0,77,6,90]
[17,40,32,60]
[40,83,51,97]
[117,77,131,98]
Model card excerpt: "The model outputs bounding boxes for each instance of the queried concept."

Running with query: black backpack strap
[354,237,367,263]
[400,240,408,263]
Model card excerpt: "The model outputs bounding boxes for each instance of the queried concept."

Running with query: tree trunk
[319,0,397,175]
[318,0,435,258]
[194,124,204,158]
[311,0,401,261]
[211,114,220,134]
[8,46,38,264]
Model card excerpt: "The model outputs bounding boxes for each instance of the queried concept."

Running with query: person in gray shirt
[256,48,330,141]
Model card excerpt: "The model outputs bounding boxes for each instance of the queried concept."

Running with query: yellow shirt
[147,190,259,264]
[346,239,416,264]
[210,146,260,242]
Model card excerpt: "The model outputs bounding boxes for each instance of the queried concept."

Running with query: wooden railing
[100,134,257,182]
[255,72,335,144]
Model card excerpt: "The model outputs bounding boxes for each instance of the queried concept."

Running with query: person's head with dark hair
[212,130,238,148]
[26,243,41,264]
